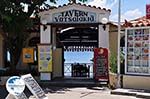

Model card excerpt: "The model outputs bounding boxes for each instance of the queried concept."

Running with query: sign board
[6,76,25,96]
[52,9,96,23]
[94,48,109,82]
[38,44,52,72]
[125,28,150,75]
[22,48,34,63]
[146,4,150,19]
[21,74,48,99]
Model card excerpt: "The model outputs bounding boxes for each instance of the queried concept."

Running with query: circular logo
[6,76,25,96]
[98,49,104,54]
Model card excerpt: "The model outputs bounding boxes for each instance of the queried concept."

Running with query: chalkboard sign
[94,48,109,82]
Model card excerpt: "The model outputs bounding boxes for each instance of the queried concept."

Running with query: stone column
[52,27,56,50]
[40,25,51,44]
[40,25,52,80]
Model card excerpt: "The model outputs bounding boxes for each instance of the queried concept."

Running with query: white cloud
[88,0,117,9]
[111,9,143,22]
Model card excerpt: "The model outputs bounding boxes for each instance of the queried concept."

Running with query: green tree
[0,0,88,74]
[0,0,53,73]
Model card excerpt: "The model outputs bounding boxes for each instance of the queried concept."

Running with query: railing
[64,63,93,78]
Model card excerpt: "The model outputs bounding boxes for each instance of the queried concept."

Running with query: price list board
[125,28,150,75]
[94,48,109,81]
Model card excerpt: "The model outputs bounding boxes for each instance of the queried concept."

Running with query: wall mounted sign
[38,44,52,72]
[53,9,96,23]
[22,48,34,63]
[125,28,150,75]
[94,48,109,82]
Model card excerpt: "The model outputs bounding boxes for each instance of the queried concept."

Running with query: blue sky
[64,51,93,63]
[46,0,149,22]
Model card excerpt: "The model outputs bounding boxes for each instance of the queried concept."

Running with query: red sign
[94,48,109,82]
[146,4,150,19]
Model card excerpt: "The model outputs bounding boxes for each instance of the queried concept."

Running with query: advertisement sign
[53,9,96,23]
[146,4,150,19]
[125,28,150,75]
[6,76,25,96]
[38,44,52,72]
[94,48,109,82]
[23,48,34,63]
[21,74,48,99]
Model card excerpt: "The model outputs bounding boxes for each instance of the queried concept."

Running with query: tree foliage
[0,0,87,73]
[0,0,49,72]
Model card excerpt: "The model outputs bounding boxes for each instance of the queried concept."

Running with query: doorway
[56,26,98,78]
[64,51,94,78]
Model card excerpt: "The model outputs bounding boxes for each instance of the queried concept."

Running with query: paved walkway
[111,88,150,99]
[29,87,140,99]
[1,85,147,99]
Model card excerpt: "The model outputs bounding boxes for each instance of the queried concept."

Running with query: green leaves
[110,52,117,73]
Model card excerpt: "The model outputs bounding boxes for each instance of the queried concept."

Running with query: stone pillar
[40,25,52,80]
[52,27,56,50]
[40,25,51,44]
[98,24,109,49]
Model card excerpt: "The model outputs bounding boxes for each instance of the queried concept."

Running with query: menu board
[38,44,52,72]
[125,28,150,74]
[94,48,109,81]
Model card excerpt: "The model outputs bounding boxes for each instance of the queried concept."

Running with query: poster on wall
[94,48,109,82]
[22,48,34,63]
[38,44,52,72]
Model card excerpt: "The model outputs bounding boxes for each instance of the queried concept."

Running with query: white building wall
[98,25,109,49]
[40,25,51,44]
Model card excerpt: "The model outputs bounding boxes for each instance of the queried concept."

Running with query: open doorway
[64,51,94,78]
[57,26,98,78]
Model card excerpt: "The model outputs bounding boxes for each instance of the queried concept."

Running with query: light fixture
[41,20,47,31]
[101,18,108,24]
[101,17,108,31]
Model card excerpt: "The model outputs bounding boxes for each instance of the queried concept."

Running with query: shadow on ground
[0,85,108,99]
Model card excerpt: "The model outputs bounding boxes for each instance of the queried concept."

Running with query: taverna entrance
[39,2,110,80]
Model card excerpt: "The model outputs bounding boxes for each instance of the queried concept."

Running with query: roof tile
[39,3,111,12]
[124,16,150,27]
